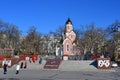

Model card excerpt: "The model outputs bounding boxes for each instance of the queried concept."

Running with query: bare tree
[21,26,42,55]
[50,26,65,44]
[107,20,120,60]
[4,23,20,49]
[77,24,107,54]
[0,20,6,48]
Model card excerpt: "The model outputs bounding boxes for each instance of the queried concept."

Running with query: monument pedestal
[63,55,69,60]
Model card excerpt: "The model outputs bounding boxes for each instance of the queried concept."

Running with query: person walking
[29,57,32,63]
[39,56,42,64]
[3,63,7,74]
[2,59,8,74]
[24,60,27,69]
[20,62,23,69]
[16,63,20,74]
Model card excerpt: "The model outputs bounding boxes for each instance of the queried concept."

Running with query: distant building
[0,48,14,56]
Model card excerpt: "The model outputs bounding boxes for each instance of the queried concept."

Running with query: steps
[11,60,98,71]
[26,60,46,70]
[59,60,98,71]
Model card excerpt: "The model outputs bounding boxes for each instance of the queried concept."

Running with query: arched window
[66,44,69,52]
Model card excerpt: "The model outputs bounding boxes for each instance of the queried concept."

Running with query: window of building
[66,44,69,52]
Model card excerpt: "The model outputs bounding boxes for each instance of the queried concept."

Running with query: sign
[44,59,62,69]
[97,58,111,69]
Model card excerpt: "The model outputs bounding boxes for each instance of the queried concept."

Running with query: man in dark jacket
[3,59,8,74]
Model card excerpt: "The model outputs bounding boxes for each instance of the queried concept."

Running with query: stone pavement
[0,69,120,80]
[0,60,120,80]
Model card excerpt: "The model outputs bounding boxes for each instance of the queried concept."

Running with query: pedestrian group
[2,58,27,75]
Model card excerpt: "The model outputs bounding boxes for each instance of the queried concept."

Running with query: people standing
[20,62,23,69]
[2,59,8,74]
[29,57,32,63]
[39,56,42,64]
[16,63,20,74]
[3,63,7,74]
[24,61,27,69]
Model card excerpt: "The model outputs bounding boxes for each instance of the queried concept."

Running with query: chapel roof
[65,18,72,25]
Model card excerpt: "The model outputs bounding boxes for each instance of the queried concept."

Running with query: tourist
[29,57,32,63]
[45,55,48,60]
[39,56,42,64]
[16,63,20,74]
[7,60,11,67]
[24,60,27,69]
[2,59,8,74]
[20,62,23,69]
[33,56,36,63]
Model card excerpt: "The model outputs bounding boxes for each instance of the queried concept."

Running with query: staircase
[24,60,46,70]
[59,60,98,71]
[11,60,98,71]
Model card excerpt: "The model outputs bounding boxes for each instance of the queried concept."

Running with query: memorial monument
[62,18,76,60]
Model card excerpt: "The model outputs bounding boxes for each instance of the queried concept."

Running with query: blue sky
[0,0,120,34]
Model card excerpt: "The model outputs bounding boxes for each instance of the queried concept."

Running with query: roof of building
[65,18,72,25]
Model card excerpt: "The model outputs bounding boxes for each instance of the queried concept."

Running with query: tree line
[0,19,120,60]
